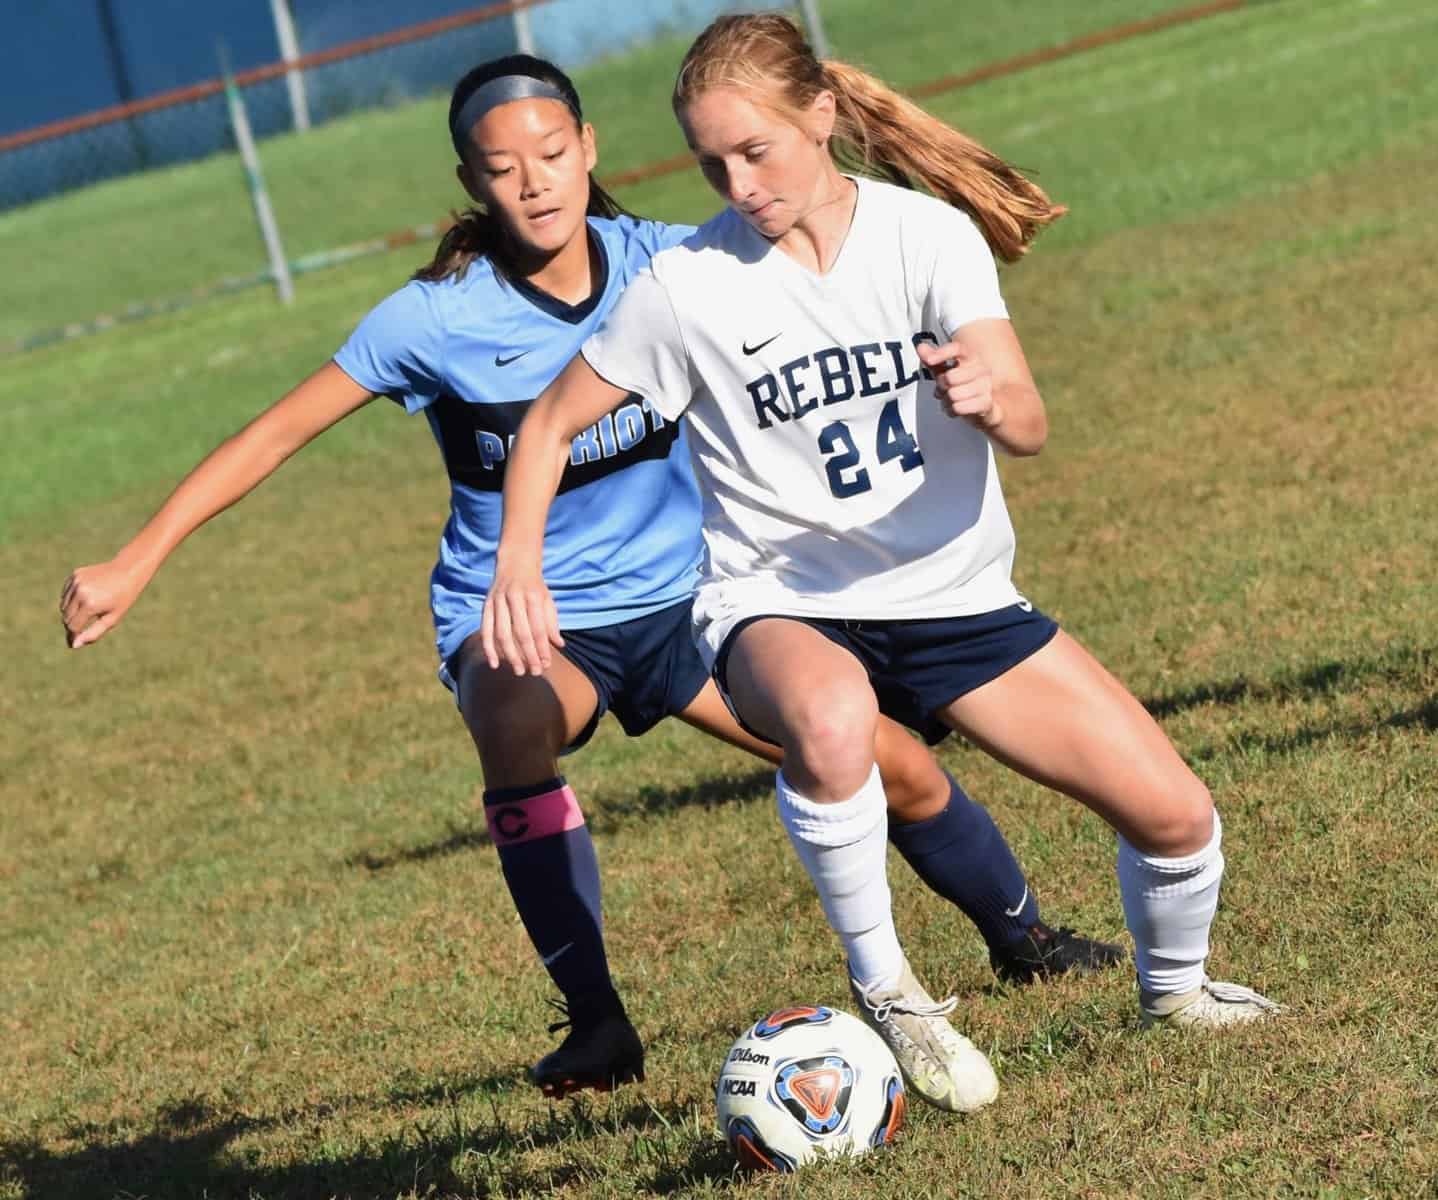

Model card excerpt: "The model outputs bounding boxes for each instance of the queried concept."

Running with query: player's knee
[875,734,945,819]
[469,697,566,777]
[1136,775,1215,858]
[882,762,948,822]
[783,687,878,791]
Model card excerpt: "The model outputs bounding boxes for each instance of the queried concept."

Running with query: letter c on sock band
[485,784,585,847]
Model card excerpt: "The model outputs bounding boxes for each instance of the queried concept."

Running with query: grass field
[4,0,1438,1197]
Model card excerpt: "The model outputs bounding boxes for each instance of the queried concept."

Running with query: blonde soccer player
[484,13,1278,1108]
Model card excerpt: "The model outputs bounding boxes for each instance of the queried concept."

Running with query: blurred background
[0,0,1232,353]
[1,0,780,208]
[0,0,791,349]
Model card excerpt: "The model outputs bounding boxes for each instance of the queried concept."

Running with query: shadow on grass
[3,1086,726,1199]
[1140,644,1436,765]
[643,1133,741,1195]
[347,822,491,873]
[348,768,776,873]
[587,768,775,833]
[1141,643,1434,720]
[1189,693,1438,764]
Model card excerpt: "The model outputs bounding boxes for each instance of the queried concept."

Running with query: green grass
[4,1,1438,1197]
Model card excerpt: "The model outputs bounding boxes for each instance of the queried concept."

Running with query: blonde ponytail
[819,60,1064,262]
[674,13,1064,262]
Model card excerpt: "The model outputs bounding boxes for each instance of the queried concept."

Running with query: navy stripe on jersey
[509,251,610,324]
[429,391,680,495]
[331,214,703,653]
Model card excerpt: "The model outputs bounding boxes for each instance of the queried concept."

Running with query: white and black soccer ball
[715,1004,905,1172]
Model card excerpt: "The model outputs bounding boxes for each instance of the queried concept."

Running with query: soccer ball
[715,1004,905,1172]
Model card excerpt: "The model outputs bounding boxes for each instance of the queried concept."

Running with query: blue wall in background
[528,0,766,70]
[0,0,770,210]
[1,0,280,139]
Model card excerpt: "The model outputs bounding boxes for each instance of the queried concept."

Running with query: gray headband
[451,75,576,148]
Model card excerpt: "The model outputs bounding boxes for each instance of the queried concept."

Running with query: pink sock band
[485,784,585,847]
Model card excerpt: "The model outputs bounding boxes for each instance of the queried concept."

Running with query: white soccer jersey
[582,176,1022,665]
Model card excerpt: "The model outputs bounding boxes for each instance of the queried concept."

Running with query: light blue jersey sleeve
[333,280,446,414]
[611,214,695,267]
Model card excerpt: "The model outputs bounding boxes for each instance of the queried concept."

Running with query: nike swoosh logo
[742,333,782,356]
[1004,886,1029,919]
[540,941,574,966]
[495,350,531,367]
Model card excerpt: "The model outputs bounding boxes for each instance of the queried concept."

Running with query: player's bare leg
[938,631,1278,1027]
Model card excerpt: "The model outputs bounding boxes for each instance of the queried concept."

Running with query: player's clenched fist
[916,339,1005,433]
[59,560,147,648]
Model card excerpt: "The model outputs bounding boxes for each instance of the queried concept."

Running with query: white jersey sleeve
[581,268,695,422]
[921,207,1009,337]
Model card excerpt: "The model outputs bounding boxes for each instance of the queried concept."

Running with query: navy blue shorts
[444,597,711,753]
[713,603,1060,746]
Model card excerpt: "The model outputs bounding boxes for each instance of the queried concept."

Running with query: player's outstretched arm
[484,353,629,676]
[60,363,374,649]
[917,320,1047,456]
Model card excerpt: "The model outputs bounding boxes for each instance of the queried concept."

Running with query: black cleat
[529,997,645,1099]
[990,922,1127,985]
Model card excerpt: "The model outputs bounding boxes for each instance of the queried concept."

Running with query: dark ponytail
[414,54,630,284]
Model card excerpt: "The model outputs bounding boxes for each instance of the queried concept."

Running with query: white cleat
[1141,978,1282,1029]
[849,958,999,1113]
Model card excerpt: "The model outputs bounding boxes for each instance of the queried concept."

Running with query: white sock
[1117,809,1224,998]
[776,765,903,992]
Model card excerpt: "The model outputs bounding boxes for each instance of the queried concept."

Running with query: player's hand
[480,556,564,676]
[60,560,147,649]
[917,340,1004,433]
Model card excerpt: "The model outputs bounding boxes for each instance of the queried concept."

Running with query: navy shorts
[713,602,1060,746]
[444,596,711,753]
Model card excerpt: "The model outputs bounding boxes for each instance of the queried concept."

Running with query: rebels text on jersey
[582,178,1025,664]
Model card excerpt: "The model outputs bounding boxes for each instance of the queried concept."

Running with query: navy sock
[888,772,1040,950]
[484,776,620,1015]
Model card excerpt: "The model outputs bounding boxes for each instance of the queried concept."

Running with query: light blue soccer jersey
[333,215,703,665]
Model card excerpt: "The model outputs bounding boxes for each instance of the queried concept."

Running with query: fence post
[268,0,312,132]
[219,43,295,306]
[795,0,831,59]
[96,0,150,167]
[513,4,536,55]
